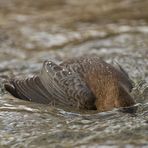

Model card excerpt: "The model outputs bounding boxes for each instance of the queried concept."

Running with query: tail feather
[4,76,53,104]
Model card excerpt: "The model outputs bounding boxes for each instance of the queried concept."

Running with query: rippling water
[0,0,148,147]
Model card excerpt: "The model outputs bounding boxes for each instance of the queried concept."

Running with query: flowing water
[0,0,148,147]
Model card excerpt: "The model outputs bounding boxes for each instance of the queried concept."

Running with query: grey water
[0,0,148,147]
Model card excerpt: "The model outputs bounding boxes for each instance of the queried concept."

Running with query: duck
[4,55,135,112]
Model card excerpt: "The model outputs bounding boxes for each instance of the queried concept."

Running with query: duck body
[4,55,135,112]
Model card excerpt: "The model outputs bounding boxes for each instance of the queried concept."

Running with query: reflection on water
[0,0,148,147]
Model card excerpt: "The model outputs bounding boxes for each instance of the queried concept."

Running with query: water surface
[0,0,148,147]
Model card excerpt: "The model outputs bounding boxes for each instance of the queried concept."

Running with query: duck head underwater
[4,55,135,112]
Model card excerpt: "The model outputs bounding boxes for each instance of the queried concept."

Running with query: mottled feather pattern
[4,55,135,111]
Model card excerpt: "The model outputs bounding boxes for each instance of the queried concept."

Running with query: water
[0,0,148,147]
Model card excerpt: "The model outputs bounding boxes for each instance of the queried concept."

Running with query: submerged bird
[4,55,135,112]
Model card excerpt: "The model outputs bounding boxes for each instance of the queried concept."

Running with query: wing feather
[4,60,96,109]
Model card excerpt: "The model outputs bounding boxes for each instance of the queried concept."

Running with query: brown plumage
[4,55,135,112]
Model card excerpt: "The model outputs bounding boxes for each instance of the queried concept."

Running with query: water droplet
[47,61,52,67]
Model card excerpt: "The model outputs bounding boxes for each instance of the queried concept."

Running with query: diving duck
[4,55,135,112]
